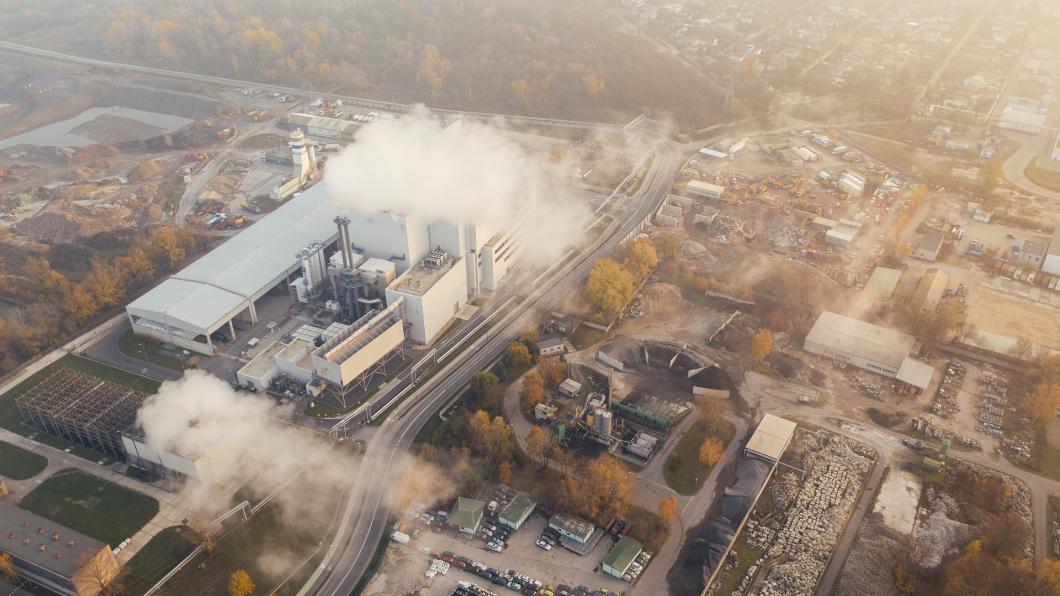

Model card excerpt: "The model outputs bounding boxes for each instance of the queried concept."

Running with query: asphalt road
[298,140,679,595]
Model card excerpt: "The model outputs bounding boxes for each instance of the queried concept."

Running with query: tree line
[0,226,204,374]
[5,0,725,126]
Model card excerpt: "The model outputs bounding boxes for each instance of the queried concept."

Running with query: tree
[585,258,634,322]
[498,460,514,484]
[76,549,124,596]
[518,324,540,344]
[658,496,679,526]
[0,553,16,583]
[751,329,773,364]
[537,356,567,388]
[525,425,553,470]
[505,342,532,366]
[188,512,219,555]
[1024,383,1060,425]
[228,569,255,596]
[698,437,724,466]
[619,237,659,280]
[62,285,98,328]
[417,44,452,95]
[521,370,545,410]
[581,455,633,521]
[581,71,606,98]
[469,371,499,402]
[654,232,681,263]
[468,410,513,466]
[85,259,125,308]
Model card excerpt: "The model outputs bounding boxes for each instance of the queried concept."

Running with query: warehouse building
[999,106,1045,134]
[851,267,902,314]
[602,536,644,579]
[804,311,935,390]
[499,494,537,530]
[744,414,797,463]
[685,180,726,200]
[0,502,120,596]
[1017,238,1049,270]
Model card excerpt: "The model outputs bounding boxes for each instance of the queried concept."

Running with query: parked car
[536,538,552,550]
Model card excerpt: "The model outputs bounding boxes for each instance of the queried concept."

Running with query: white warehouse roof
[129,183,348,333]
[804,311,915,371]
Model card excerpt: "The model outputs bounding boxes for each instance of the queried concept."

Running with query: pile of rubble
[931,361,965,417]
[976,371,1008,436]
[910,417,982,450]
[848,373,884,400]
[740,431,876,595]
[833,520,904,596]
[912,488,979,568]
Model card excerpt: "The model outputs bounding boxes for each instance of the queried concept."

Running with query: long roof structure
[127,184,349,333]
[804,311,916,370]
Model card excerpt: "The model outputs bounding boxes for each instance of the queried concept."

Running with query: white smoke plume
[136,371,458,531]
[324,107,593,265]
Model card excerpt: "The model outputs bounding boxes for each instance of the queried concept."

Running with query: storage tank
[593,409,613,436]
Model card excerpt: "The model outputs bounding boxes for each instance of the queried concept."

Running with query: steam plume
[324,107,592,265]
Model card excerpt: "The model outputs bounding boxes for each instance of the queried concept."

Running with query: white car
[535,538,552,550]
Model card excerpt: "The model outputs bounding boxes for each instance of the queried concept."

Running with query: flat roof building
[744,414,796,462]
[0,501,120,596]
[385,250,467,345]
[558,378,583,398]
[852,267,902,313]
[602,536,643,579]
[548,513,596,544]
[1019,238,1049,270]
[804,311,934,390]
[536,337,566,356]
[685,180,726,199]
[914,231,944,262]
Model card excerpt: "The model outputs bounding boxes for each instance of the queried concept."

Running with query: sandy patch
[873,468,921,535]
[964,286,1060,351]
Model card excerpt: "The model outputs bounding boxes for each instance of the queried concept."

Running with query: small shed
[536,337,566,356]
[448,497,484,534]
[558,378,583,398]
[602,536,644,579]
[499,494,537,530]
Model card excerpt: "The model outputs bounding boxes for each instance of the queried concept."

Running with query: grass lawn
[843,132,915,172]
[154,504,327,596]
[117,329,186,371]
[1026,429,1060,482]
[663,411,736,495]
[625,505,669,553]
[239,133,286,150]
[18,469,159,546]
[0,440,48,480]
[852,121,936,145]
[124,526,199,596]
[1025,160,1060,193]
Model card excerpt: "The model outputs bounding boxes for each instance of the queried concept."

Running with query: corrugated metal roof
[896,358,935,390]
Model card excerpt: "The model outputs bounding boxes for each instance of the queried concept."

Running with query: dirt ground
[965,285,1060,351]
[872,468,921,535]
[70,114,165,144]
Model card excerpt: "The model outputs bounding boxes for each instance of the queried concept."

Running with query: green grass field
[0,440,48,480]
[852,121,936,145]
[663,411,736,495]
[18,469,159,546]
[124,526,199,596]
[154,504,328,596]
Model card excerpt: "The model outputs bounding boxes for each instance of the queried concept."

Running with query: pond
[0,106,193,149]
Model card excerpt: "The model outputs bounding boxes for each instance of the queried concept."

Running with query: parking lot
[416,514,631,595]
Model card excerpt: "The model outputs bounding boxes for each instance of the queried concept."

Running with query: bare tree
[74,549,124,596]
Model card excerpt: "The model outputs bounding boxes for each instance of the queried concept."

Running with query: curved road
[298,140,680,595]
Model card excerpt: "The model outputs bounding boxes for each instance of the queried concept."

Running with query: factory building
[1017,238,1048,270]
[127,178,523,355]
[0,501,121,596]
[804,311,935,391]
[385,249,468,345]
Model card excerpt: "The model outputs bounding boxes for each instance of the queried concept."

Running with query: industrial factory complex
[125,125,526,402]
